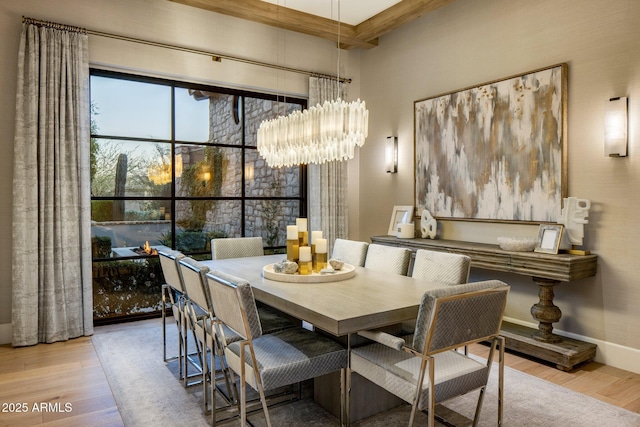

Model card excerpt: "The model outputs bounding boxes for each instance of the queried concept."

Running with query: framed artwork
[534,224,564,254]
[414,63,567,223]
[388,205,414,235]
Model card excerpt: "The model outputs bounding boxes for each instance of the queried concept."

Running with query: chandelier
[257,97,368,167]
[257,0,369,168]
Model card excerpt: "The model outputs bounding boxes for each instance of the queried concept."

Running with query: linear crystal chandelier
[257,97,368,167]
[257,0,369,168]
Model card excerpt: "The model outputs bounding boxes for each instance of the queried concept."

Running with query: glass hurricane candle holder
[299,246,312,275]
[314,238,327,272]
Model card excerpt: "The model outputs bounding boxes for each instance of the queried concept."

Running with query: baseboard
[504,316,640,375]
[0,322,11,345]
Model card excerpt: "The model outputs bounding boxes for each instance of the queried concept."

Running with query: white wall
[0,0,360,342]
[357,0,640,371]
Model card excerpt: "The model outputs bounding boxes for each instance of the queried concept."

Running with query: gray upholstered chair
[211,235,294,335]
[331,238,369,267]
[211,236,264,260]
[348,280,509,427]
[178,257,240,418]
[411,249,471,285]
[158,249,185,365]
[206,269,348,427]
[363,243,411,276]
[402,249,472,335]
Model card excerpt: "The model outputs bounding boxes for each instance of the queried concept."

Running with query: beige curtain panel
[12,21,93,345]
[308,77,349,256]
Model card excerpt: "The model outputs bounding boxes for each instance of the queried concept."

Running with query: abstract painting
[414,64,567,222]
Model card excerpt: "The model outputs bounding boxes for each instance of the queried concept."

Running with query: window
[90,70,306,322]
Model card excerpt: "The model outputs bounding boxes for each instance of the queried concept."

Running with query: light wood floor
[1,318,639,426]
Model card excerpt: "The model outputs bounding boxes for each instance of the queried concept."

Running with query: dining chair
[211,236,264,260]
[158,249,188,376]
[178,257,240,418]
[205,269,348,427]
[211,236,294,335]
[348,280,509,427]
[331,238,369,267]
[363,243,411,276]
[403,249,472,335]
[411,249,471,285]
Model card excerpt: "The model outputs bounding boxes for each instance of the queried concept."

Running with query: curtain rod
[22,16,351,84]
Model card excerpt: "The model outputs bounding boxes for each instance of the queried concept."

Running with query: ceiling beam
[169,0,455,49]
[354,0,454,44]
[169,0,378,49]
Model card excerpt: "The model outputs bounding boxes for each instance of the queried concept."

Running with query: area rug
[92,319,640,426]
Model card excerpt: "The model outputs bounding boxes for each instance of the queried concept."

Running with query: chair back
[211,236,264,260]
[412,280,509,355]
[364,243,411,275]
[411,249,471,285]
[158,249,185,292]
[178,257,211,311]
[331,238,369,267]
[206,270,263,341]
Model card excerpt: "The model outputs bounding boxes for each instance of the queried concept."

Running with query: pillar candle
[299,246,312,262]
[315,238,327,254]
[296,218,308,232]
[311,230,323,244]
[287,225,299,240]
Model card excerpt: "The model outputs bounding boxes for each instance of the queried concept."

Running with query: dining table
[201,253,448,337]
[200,253,453,422]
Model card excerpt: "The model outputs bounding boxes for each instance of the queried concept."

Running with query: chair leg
[162,285,168,361]
[409,357,429,427]
[345,334,352,427]
[498,336,505,427]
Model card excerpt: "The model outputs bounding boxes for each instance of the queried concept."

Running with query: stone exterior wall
[176,93,302,247]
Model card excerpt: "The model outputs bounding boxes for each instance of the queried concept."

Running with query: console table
[370,235,599,370]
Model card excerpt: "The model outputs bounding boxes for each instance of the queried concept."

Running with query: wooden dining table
[201,253,452,422]
[201,254,446,337]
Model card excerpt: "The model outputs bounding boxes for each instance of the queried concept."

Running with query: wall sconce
[385,136,398,173]
[605,96,628,157]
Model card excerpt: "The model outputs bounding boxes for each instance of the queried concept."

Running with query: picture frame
[414,63,567,223]
[534,224,564,254]
[388,205,414,235]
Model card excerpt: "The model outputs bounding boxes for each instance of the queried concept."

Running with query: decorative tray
[262,263,356,283]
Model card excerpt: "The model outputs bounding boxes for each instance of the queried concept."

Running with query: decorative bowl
[497,236,537,252]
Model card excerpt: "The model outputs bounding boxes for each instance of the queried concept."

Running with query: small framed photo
[534,224,564,254]
[388,205,414,235]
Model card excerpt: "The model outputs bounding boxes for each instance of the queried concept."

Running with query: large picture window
[90,70,306,322]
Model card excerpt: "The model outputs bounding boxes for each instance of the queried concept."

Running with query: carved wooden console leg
[530,277,563,343]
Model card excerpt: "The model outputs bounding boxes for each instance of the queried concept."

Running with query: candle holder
[299,246,312,275]
[314,238,327,273]
[286,225,299,262]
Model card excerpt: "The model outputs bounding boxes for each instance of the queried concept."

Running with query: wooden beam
[354,0,455,44]
[169,0,378,49]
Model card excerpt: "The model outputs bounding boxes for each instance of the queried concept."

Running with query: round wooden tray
[262,263,356,283]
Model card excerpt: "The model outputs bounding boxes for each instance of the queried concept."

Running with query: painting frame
[414,63,568,223]
[388,205,414,235]
[534,224,564,254]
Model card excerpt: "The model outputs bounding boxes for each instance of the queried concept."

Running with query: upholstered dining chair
[158,249,188,376]
[363,243,411,276]
[211,236,294,335]
[411,249,471,285]
[178,257,239,418]
[348,280,509,427]
[211,236,264,260]
[205,269,348,427]
[402,249,473,336]
[331,238,369,267]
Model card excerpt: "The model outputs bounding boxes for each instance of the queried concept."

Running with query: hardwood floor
[0,318,638,426]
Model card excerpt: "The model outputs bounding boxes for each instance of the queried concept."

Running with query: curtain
[12,22,93,346]
[308,77,349,255]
